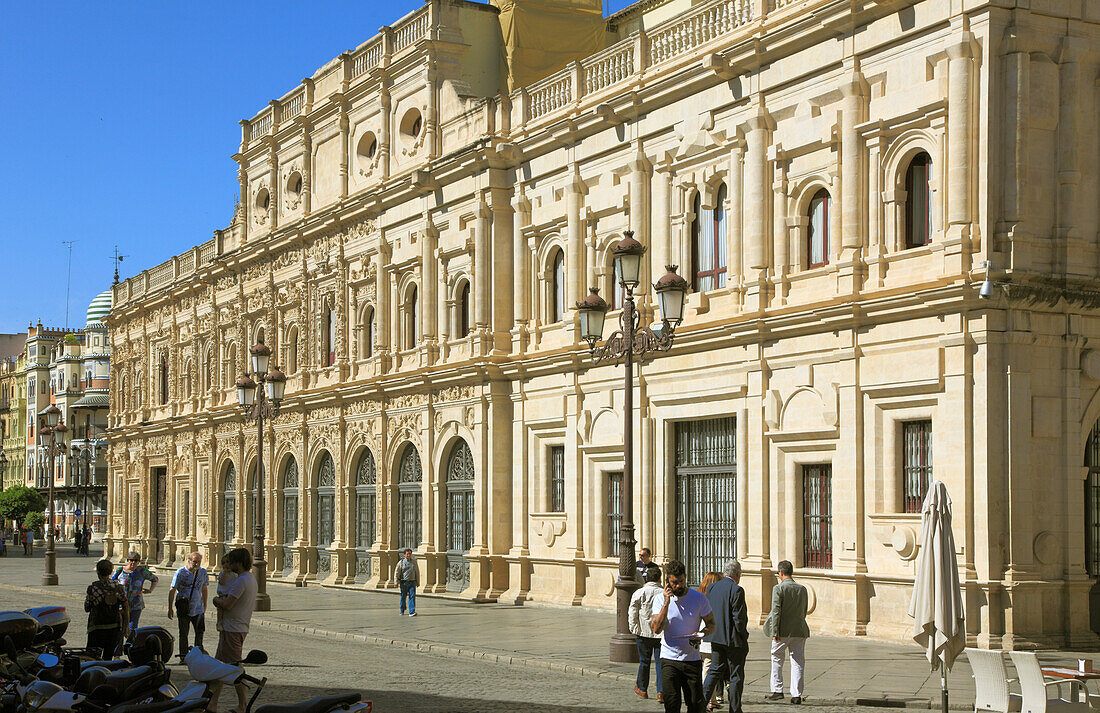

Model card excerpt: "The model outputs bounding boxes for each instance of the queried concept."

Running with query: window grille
[398,445,423,549]
[356,449,377,548]
[902,420,933,513]
[316,453,335,547]
[802,464,832,569]
[607,471,623,558]
[223,463,236,542]
[282,457,298,544]
[674,417,737,584]
[549,445,565,512]
[459,283,471,337]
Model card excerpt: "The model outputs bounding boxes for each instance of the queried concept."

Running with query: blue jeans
[636,637,662,694]
[399,581,416,614]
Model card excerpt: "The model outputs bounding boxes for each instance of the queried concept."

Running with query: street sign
[74,509,82,517]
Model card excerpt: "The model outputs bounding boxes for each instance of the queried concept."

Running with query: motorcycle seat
[255,691,362,713]
[88,664,157,700]
[113,697,209,713]
[80,659,130,672]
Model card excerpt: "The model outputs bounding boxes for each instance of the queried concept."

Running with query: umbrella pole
[941,667,948,711]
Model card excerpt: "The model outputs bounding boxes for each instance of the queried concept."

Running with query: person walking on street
[82,527,92,556]
[637,548,661,583]
[210,547,258,713]
[112,551,158,642]
[701,561,749,713]
[22,528,31,556]
[764,560,810,704]
[651,560,715,713]
[73,528,83,553]
[394,548,418,616]
[85,558,129,660]
[696,572,725,710]
[629,566,665,701]
[168,551,209,660]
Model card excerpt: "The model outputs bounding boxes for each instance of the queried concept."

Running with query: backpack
[89,582,123,628]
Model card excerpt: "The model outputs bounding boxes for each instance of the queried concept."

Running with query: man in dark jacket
[702,559,749,713]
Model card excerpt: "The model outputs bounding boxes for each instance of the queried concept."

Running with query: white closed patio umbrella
[909,480,966,712]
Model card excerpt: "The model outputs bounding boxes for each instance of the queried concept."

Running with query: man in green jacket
[763,560,809,704]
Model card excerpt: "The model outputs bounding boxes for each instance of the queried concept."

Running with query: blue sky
[0,0,635,336]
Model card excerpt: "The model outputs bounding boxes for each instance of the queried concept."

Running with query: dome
[86,289,113,326]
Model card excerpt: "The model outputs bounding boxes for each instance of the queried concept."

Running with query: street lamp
[39,404,67,586]
[576,230,688,664]
[236,339,285,612]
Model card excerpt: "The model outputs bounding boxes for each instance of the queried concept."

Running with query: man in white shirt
[629,567,665,701]
[167,551,209,660]
[651,560,716,713]
[211,547,257,713]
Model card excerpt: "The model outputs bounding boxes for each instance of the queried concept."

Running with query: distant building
[24,290,112,534]
[0,351,27,495]
[106,0,1100,649]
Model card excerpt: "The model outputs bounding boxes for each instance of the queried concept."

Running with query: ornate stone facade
[105,0,1100,648]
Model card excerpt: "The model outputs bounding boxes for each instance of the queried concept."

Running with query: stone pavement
[2,544,1097,709]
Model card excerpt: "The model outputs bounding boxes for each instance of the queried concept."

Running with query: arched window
[361,307,374,359]
[225,344,236,389]
[222,463,236,545]
[286,326,298,374]
[281,457,299,546]
[446,441,475,554]
[551,249,566,322]
[691,186,728,292]
[315,452,335,549]
[458,282,471,338]
[355,449,377,549]
[905,153,933,248]
[405,286,418,350]
[807,189,831,268]
[397,444,422,551]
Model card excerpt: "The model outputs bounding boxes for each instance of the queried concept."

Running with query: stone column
[945,33,974,244]
[474,197,491,331]
[512,189,531,327]
[374,248,391,358]
[772,157,788,303]
[267,144,279,231]
[489,179,514,352]
[743,100,772,311]
[421,221,438,362]
[302,131,313,216]
[1055,37,1085,276]
[652,162,672,281]
[565,171,587,307]
[338,105,350,200]
[379,87,392,181]
[839,68,867,253]
[728,144,744,290]
[628,147,652,295]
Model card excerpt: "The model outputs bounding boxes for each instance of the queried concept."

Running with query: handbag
[175,569,199,615]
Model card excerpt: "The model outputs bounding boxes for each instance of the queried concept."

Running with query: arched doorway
[444,440,474,591]
[354,449,377,582]
[397,444,422,552]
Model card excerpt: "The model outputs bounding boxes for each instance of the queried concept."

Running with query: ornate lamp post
[576,231,688,664]
[39,404,67,586]
[236,340,285,612]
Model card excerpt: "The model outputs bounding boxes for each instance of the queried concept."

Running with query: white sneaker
[409,612,417,617]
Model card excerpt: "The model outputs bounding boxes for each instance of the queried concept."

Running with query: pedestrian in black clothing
[701,560,749,713]
[637,547,661,583]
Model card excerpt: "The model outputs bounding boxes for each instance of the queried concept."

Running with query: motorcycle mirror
[35,653,60,668]
[242,650,268,665]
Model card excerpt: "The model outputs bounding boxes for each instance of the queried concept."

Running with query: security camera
[978,260,993,300]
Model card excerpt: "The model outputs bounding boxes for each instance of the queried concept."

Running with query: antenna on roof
[112,246,129,285]
[62,240,77,328]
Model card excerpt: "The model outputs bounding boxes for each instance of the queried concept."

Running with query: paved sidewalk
[2,545,1096,709]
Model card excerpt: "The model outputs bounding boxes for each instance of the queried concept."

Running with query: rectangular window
[607,471,623,558]
[399,491,422,550]
[1088,471,1100,577]
[548,445,565,512]
[902,420,933,513]
[802,464,832,569]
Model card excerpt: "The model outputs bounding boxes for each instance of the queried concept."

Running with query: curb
[0,582,967,710]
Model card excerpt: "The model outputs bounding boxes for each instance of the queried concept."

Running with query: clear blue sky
[0,0,635,336]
